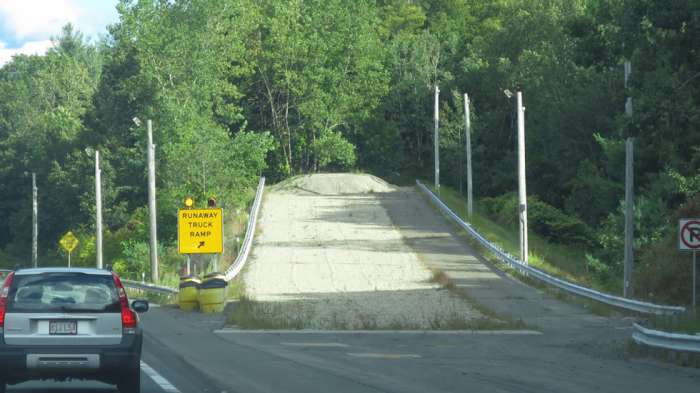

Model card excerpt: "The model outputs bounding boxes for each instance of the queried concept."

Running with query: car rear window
[7,273,120,313]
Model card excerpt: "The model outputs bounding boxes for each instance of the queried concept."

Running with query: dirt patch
[274,173,397,195]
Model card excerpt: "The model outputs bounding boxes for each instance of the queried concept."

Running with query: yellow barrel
[198,273,227,313]
[178,276,201,311]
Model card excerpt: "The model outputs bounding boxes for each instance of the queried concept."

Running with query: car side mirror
[131,299,149,313]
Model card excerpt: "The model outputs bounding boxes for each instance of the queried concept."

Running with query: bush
[311,130,357,171]
[635,234,691,304]
[119,240,150,280]
[481,193,593,247]
[635,194,700,305]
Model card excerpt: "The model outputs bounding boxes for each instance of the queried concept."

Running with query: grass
[226,296,314,329]
[125,287,176,305]
[648,310,700,334]
[226,274,246,300]
[226,293,530,331]
[423,183,621,295]
[629,339,700,368]
[418,184,632,318]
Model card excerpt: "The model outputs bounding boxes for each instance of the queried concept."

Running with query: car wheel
[117,366,140,393]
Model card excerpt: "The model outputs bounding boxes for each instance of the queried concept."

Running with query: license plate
[49,320,77,335]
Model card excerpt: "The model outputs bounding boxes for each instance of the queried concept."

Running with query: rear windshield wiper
[58,305,114,313]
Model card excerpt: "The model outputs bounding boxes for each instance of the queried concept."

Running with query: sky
[0,0,119,66]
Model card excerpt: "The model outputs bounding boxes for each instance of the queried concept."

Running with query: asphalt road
[135,306,700,393]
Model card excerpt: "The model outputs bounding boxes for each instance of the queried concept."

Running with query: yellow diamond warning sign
[178,208,224,254]
[59,231,79,253]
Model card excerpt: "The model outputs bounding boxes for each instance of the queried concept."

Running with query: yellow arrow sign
[59,231,79,253]
[178,208,224,254]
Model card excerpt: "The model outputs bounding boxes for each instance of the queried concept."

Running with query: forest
[0,0,698,303]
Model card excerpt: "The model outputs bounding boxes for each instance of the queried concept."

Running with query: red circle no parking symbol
[680,220,700,250]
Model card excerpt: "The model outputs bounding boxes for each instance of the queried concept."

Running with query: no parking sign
[679,219,700,251]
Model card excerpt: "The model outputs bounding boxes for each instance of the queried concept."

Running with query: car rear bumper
[0,334,142,385]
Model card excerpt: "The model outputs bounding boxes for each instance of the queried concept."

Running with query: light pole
[133,117,159,283]
[146,120,158,282]
[516,91,528,264]
[624,138,634,298]
[95,150,103,269]
[464,93,473,219]
[434,85,440,191]
[623,62,634,298]
[32,173,38,268]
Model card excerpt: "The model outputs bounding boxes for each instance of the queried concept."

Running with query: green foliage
[0,26,102,256]
[311,131,357,171]
[636,195,700,305]
[481,193,593,247]
[241,0,387,176]
[0,0,697,302]
[119,240,150,280]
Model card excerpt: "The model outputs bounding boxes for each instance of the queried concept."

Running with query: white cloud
[0,1,118,66]
[0,0,80,40]
[0,39,54,66]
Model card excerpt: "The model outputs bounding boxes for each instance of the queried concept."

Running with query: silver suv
[0,268,148,392]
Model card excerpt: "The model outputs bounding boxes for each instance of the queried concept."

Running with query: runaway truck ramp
[241,174,488,330]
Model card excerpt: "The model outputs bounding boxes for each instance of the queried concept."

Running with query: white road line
[281,342,350,347]
[347,353,422,359]
[215,329,542,335]
[141,361,181,393]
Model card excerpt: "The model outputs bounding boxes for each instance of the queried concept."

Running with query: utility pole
[95,151,103,269]
[464,93,473,219]
[147,120,159,282]
[624,61,633,117]
[517,92,528,264]
[434,85,440,191]
[624,138,634,298]
[623,60,635,298]
[32,173,38,268]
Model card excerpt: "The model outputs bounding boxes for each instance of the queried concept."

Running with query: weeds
[224,295,528,331]
[227,296,314,329]
[421,183,621,294]
[226,275,246,300]
[428,265,530,330]
[648,311,700,334]
[125,288,176,305]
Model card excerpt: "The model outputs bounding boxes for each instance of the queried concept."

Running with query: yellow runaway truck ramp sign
[178,208,224,254]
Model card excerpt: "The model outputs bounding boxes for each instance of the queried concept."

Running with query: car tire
[117,366,140,393]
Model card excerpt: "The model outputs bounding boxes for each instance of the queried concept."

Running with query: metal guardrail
[225,177,265,281]
[122,177,266,294]
[416,180,685,316]
[122,279,179,295]
[632,323,700,353]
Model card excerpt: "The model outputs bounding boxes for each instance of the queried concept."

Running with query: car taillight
[0,272,15,329]
[111,272,137,330]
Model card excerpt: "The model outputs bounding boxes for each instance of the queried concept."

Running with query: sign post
[59,231,79,268]
[679,219,700,307]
